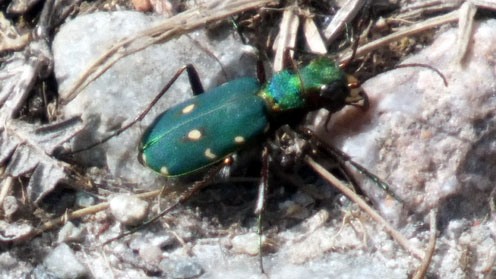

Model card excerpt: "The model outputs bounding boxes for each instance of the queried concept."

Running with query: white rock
[44,243,88,279]
[109,194,149,225]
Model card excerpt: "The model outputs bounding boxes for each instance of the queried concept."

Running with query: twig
[339,1,496,64]
[273,5,299,72]
[412,209,438,279]
[454,1,477,65]
[305,156,425,260]
[37,190,161,234]
[338,10,459,65]
[0,176,13,209]
[61,0,276,104]
[323,0,365,44]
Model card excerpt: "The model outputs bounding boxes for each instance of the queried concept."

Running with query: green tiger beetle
[71,52,371,266]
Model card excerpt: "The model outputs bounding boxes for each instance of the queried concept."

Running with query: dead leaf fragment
[0,12,30,52]
[1,117,84,204]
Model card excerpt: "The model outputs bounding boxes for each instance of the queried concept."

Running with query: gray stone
[57,222,84,243]
[326,19,496,225]
[109,194,149,225]
[53,11,256,189]
[159,259,203,279]
[44,243,88,279]
[75,191,96,208]
[2,196,18,219]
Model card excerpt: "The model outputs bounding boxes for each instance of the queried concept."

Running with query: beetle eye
[316,82,350,113]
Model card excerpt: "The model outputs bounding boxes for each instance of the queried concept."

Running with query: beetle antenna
[393,63,449,87]
[300,127,403,203]
[254,146,270,274]
[338,0,371,70]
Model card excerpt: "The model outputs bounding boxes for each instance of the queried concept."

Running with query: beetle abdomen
[140,77,267,176]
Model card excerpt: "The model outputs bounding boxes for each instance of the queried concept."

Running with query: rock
[159,258,203,279]
[109,194,149,225]
[2,196,18,219]
[53,11,257,189]
[231,232,263,256]
[44,243,88,279]
[75,191,96,208]
[57,222,84,243]
[326,19,496,225]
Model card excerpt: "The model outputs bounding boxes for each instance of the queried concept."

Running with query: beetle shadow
[170,145,344,240]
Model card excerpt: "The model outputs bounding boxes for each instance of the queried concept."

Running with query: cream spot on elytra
[204,148,217,159]
[160,166,169,176]
[187,129,202,141]
[234,136,245,144]
[182,104,196,114]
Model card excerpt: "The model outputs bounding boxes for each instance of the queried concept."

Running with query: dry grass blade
[339,1,496,64]
[455,1,477,65]
[60,0,276,104]
[273,6,299,72]
[474,0,496,10]
[0,12,30,52]
[338,11,459,63]
[338,10,459,64]
[397,0,462,21]
[323,0,365,44]
[302,11,327,55]
[36,189,161,237]
[305,156,425,260]
[412,209,438,279]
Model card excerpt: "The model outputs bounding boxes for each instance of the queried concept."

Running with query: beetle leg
[282,47,298,72]
[103,159,228,245]
[185,64,205,95]
[67,64,204,154]
[254,145,269,274]
[299,127,402,202]
[256,58,266,85]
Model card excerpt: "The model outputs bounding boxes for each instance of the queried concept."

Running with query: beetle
[86,56,369,266]
[136,57,361,177]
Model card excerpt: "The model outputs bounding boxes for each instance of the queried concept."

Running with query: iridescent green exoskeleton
[138,57,354,177]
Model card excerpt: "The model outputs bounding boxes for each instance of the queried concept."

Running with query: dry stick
[273,6,299,72]
[304,156,425,260]
[413,209,438,279]
[323,0,365,44]
[337,10,459,65]
[473,0,496,10]
[397,2,461,21]
[36,176,259,238]
[454,1,477,65]
[338,0,496,64]
[0,176,13,208]
[61,0,276,104]
[38,190,161,233]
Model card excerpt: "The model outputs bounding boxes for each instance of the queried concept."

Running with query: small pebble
[132,0,152,12]
[75,191,96,207]
[57,222,83,243]
[109,194,149,225]
[231,232,263,256]
[2,196,18,219]
[159,259,203,279]
[0,252,17,269]
[139,243,163,264]
[0,220,33,240]
[44,243,88,279]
